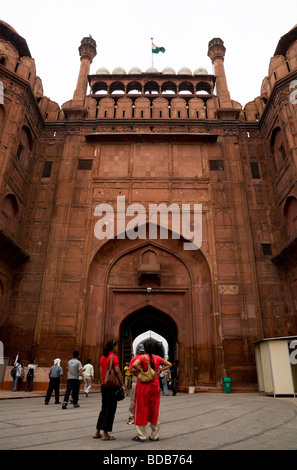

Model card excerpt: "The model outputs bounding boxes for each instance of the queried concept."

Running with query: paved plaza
[0,389,297,451]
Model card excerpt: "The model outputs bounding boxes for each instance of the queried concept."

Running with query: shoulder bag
[104,355,121,388]
[137,355,157,384]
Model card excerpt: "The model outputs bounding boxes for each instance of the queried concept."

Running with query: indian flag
[152,42,165,54]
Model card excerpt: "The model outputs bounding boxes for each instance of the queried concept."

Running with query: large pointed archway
[83,234,215,389]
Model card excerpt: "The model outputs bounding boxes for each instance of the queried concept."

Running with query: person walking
[127,344,145,425]
[131,340,172,442]
[12,354,23,391]
[83,359,94,397]
[93,340,124,441]
[25,359,37,392]
[124,362,132,394]
[161,368,169,396]
[62,351,85,409]
[45,358,63,404]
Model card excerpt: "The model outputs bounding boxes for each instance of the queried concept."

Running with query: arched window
[196,81,212,94]
[144,81,159,94]
[92,81,108,94]
[127,81,142,94]
[284,196,297,238]
[270,127,287,171]
[17,126,33,169]
[161,81,177,94]
[0,194,19,235]
[179,81,194,94]
[0,55,7,66]
[110,81,125,94]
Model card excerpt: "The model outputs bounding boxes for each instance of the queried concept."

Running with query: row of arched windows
[92,80,213,96]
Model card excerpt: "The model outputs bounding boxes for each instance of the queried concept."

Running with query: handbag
[137,356,157,384]
[104,355,121,388]
[115,387,125,401]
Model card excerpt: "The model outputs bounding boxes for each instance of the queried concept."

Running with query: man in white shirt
[12,354,23,391]
[83,359,94,397]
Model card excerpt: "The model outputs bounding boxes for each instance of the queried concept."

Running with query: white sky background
[1,0,297,108]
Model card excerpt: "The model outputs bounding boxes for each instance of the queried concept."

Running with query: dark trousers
[63,379,80,405]
[172,377,177,395]
[45,377,61,403]
[96,385,118,432]
[25,376,34,392]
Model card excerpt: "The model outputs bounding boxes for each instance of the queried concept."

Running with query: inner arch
[120,305,178,365]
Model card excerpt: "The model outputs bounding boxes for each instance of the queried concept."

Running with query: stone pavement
[0,388,297,452]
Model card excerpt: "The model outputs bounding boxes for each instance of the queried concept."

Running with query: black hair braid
[144,340,155,370]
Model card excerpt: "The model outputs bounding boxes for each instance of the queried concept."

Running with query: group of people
[12,354,37,392]
[93,339,175,442]
[12,353,94,406]
[45,354,94,407]
[13,339,177,442]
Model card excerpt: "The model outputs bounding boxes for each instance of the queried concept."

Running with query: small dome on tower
[162,66,176,74]
[129,66,142,74]
[96,67,110,74]
[145,66,159,73]
[112,67,126,74]
[194,67,208,75]
[178,67,192,75]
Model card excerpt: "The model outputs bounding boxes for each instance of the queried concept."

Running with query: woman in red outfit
[132,341,172,442]
[93,339,124,441]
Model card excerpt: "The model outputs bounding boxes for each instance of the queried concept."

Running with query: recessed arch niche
[83,234,214,388]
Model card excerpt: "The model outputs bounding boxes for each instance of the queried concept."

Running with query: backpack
[27,367,34,378]
[11,366,17,378]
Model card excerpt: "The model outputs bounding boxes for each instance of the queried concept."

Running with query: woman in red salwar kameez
[132,341,172,442]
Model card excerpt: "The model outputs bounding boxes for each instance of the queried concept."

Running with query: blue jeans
[13,376,18,391]
[162,379,169,395]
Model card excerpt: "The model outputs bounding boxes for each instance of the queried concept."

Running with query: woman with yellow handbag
[132,341,171,442]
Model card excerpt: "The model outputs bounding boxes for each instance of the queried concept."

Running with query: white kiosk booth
[252,336,297,397]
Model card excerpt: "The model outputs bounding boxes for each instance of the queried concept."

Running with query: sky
[1,0,297,108]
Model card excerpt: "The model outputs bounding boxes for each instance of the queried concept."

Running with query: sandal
[149,437,160,441]
[132,436,145,442]
[102,435,116,441]
[93,433,102,439]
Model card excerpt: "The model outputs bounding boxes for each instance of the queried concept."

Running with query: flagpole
[151,37,153,67]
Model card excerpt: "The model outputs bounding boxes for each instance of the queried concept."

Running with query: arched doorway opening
[120,305,178,367]
[133,331,168,358]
